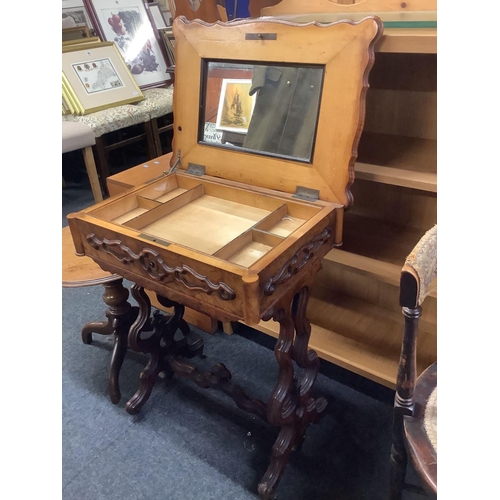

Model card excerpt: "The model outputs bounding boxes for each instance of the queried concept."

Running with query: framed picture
[83,0,170,89]
[215,79,256,134]
[62,26,91,41]
[159,27,175,67]
[147,2,168,29]
[62,35,101,48]
[62,41,144,115]
[62,0,94,29]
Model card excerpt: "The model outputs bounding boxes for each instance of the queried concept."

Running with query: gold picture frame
[159,27,175,67]
[62,35,101,48]
[62,26,91,42]
[62,41,144,115]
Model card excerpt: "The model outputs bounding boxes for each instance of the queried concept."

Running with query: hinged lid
[171,16,382,207]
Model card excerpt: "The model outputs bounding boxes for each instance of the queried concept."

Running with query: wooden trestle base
[107,274,327,500]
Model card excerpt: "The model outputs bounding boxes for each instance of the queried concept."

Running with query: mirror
[199,61,324,162]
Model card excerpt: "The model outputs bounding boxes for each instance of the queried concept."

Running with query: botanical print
[99,6,167,78]
[72,58,124,94]
[216,79,255,133]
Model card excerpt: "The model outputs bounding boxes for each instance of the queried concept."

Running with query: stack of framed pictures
[159,27,175,68]
[83,0,171,89]
[62,38,144,115]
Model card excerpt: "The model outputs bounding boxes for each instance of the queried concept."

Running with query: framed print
[62,41,144,115]
[63,35,101,48]
[159,27,175,67]
[63,26,91,41]
[83,0,170,89]
[62,0,94,29]
[215,79,256,134]
[62,75,81,114]
[147,2,168,29]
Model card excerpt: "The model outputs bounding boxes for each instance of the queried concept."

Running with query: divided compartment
[90,174,188,225]
[89,173,323,265]
[213,229,284,267]
[212,204,316,268]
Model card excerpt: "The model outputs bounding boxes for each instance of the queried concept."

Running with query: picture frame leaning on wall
[62,41,144,115]
[83,0,170,89]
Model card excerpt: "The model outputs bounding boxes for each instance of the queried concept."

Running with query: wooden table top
[62,226,120,288]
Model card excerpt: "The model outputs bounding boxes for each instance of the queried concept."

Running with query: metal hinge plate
[293,186,320,202]
[187,163,206,176]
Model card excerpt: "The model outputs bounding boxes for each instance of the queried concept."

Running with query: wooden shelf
[324,247,401,286]
[355,163,436,192]
[244,285,436,389]
[340,213,430,267]
[355,133,437,192]
[376,28,437,54]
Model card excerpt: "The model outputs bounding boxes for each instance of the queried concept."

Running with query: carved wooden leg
[81,278,137,404]
[125,284,159,415]
[258,283,327,499]
[291,286,327,449]
[125,287,193,414]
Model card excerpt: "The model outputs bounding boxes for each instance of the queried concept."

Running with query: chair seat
[137,87,174,119]
[62,121,95,154]
[404,362,437,495]
[63,103,151,138]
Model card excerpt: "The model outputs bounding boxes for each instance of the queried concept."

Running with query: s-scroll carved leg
[125,287,192,415]
[258,283,327,500]
[81,278,138,404]
[125,284,159,415]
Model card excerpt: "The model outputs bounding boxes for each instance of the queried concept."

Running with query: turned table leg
[81,278,138,404]
[258,283,327,499]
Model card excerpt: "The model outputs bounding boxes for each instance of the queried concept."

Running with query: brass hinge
[293,186,319,202]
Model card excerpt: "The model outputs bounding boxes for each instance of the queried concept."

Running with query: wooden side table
[63,226,138,403]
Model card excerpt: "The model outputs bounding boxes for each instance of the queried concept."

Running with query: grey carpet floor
[62,157,422,500]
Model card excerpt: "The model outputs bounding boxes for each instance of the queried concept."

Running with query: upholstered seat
[62,120,102,202]
[136,87,174,119]
[62,87,174,196]
[62,102,151,138]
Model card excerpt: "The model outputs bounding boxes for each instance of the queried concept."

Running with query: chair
[63,87,174,197]
[390,225,437,499]
[62,120,103,202]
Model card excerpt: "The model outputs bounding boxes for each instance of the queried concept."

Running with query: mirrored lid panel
[171,17,382,207]
[199,61,324,162]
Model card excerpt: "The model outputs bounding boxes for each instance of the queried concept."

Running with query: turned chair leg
[390,305,421,500]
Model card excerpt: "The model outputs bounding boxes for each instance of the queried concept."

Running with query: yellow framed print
[62,41,144,115]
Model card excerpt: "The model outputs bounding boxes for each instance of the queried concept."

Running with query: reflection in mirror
[200,61,324,162]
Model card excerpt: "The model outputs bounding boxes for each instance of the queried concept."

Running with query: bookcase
[247,3,438,388]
